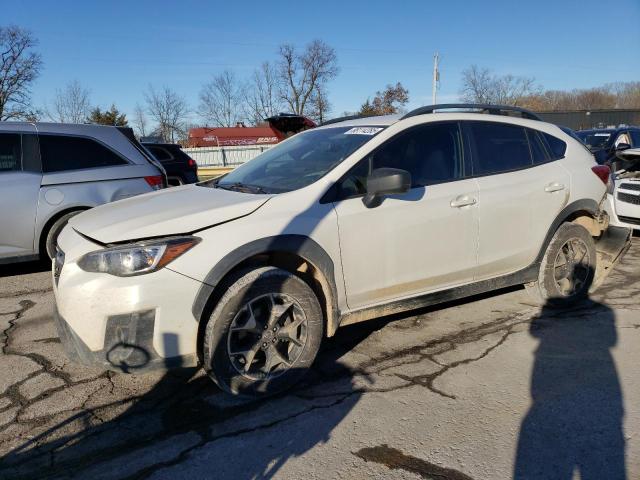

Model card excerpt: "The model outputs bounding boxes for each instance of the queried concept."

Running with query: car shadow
[514,298,626,479]
[0,259,50,279]
[0,319,382,479]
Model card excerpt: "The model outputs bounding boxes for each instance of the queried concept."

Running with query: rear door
[0,132,42,260]
[466,121,568,280]
[333,122,479,309]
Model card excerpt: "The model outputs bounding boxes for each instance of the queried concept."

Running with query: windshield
[203,126,384,193]
[575,131,612,150]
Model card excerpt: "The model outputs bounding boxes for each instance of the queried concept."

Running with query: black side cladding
[190,235,339,329]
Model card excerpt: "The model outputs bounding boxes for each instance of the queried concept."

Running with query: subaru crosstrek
[53,104,621,396]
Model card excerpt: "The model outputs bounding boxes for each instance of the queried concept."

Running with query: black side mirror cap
[363,168,412,208]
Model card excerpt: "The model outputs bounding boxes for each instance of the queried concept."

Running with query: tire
[525,222,596,308]
[203,267,324,397]
[44,211,83,260]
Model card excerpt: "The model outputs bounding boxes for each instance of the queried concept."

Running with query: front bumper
[604,193,640,231]
[53,226,202,373]
[53,307,197,372]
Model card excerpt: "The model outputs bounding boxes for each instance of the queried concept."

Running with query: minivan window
[39,135,128,173]
[336,122,463,198]
[469,122,531,175]
[542,133,567,159]
[0,133,21,172]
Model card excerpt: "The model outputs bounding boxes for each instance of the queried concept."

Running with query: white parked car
[54,104,618,396]
[604,147,640,231]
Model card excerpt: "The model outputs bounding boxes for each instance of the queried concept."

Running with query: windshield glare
[209,126,384,193]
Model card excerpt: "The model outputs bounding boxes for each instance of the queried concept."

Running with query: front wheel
[526,223,596,307]
[203,267,323,396]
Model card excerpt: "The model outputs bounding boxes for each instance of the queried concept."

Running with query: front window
[203,126,384,194]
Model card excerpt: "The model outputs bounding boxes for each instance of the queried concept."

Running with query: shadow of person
[514,300,626,480]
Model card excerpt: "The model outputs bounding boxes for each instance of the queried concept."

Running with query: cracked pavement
[0,239,639,479]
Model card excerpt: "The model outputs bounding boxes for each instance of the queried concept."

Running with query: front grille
[618,215,640,226]
[620,183,640,192]
[617,192,640,205]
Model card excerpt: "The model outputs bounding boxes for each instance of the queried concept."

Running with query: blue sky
[4,0,640,124]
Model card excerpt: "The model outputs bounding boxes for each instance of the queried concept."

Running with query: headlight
[77,236,200,277]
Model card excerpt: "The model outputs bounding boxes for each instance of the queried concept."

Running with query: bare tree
[244,62,284,124]
[48,80,91,123]
[460,65,539,106]
[307,84,331,124]
[0,25,43,120]
[132,103,148,138]
[198,70,245,127]
[144,85,189,142]
[607,81,640,108]
[277,40,338,116]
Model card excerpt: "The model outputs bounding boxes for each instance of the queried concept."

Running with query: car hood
[69,184,272,244]
[614,148,640,172]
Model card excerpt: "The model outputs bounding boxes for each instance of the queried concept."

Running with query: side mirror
[363,168,411,208]
[615,143,631,152]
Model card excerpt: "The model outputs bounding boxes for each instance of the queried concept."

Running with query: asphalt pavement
[0,240,639,479]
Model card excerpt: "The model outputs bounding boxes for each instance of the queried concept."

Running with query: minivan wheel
[44,211,83,260]
[203,267,323,397]
[525,223,596,307]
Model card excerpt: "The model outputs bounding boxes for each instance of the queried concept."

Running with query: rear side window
[527,130,550,165]
[629,130,640,147]
[542,133,567,160]
[0,133,21,172]
[39,135,128,173]
[469,122,531,175]
[147,146,172,161]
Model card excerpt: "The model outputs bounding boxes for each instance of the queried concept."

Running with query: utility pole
[432,52,440,105]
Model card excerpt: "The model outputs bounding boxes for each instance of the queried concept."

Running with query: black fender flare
[534,198,600,264]
[191,234,340,334]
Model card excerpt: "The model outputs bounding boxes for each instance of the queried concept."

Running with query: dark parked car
[142,143,198,185]
[575,126,640,164]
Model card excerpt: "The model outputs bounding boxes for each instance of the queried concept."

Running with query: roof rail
[321,114,373,126]
[401,103,542,121]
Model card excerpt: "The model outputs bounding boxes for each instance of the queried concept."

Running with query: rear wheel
[44,211,83,260]
[203,267,323,396]
[526,223,596,307]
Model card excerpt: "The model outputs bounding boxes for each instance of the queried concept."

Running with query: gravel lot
[0,239,639,479]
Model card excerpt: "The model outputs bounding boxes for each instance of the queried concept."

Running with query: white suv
[53,104,615,396]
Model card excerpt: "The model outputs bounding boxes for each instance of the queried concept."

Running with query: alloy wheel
[553,237,591,297]
[226,293,308,380]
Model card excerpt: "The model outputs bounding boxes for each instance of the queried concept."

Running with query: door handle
[450,195,477,208]
[544,182,565,193]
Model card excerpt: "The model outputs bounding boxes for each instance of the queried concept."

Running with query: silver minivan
[0,122,166,264]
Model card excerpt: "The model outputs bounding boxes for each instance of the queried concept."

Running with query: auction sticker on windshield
[344,127,384,135]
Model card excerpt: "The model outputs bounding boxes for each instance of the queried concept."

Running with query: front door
[332,122,479,310]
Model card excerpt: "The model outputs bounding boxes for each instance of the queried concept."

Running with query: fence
[537,109,640,130]
[183,145,274,167]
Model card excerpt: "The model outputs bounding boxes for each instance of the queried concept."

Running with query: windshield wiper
[216,182,268,194]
